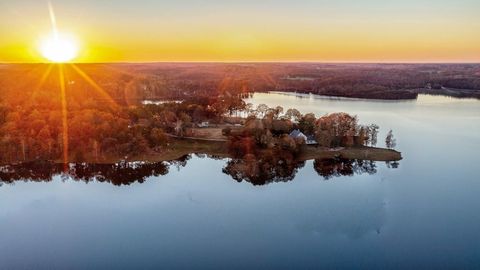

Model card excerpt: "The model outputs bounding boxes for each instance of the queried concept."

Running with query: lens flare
[40,33,78,63]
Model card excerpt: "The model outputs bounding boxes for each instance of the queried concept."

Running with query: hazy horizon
[2,61,480,65]
[1,0,479,63]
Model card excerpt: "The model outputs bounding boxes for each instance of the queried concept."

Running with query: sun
[40,33,79,63]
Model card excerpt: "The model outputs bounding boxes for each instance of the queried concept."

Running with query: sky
[0,0,479,63]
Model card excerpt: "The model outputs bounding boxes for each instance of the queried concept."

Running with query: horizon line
[2,60,480,65]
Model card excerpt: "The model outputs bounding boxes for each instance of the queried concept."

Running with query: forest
[0,64,401,165]
[116,63,480,100]
[1,63,479,105]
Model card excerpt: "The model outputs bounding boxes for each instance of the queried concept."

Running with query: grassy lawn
[189,128,226,140]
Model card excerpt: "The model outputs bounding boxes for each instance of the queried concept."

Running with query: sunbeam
[57,64,69,168]
[30,64,53,101]
[10,65,46,91]
[48,1,58,39]
[70,64,119,109]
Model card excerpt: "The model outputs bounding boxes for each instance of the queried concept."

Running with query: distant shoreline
[2,63,479,100]
[265,91,416,102]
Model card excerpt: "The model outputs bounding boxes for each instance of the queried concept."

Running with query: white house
[289,129,318,145]
[289,129,308,141]
[197,121,209,128]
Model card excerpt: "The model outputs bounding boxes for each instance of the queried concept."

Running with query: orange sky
[0,0,479,63]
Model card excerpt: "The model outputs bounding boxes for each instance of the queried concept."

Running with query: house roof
[289,129,305,138]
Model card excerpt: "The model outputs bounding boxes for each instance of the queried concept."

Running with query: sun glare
[40,33,78,63]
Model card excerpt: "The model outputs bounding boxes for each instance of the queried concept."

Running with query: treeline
[0,95,247,163]
[3,64,478,106]
[0,65,249,163]
[112,63,480,100]
[0,104,148,163]
[274,63,480,99]
[118,63,480,100]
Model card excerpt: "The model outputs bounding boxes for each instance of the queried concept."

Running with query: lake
[1,93,479,269]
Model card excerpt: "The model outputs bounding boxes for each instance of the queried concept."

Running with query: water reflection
[296,196,386,239]
[0,155,398,186]
[0,160,169,186]
[313,158,377,180]
[223,155,306,185]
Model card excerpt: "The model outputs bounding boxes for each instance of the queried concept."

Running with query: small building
[289,129,318,145]
[289,129,308,142]
[197,121,209,128]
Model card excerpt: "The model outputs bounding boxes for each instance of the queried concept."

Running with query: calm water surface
[1,93,479,269]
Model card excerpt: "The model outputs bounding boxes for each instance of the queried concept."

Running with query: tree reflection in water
[69,162,169,185]
[313,158,377,180]
[222,157,386,185]
[222,154,306,185]
[0,160,169,186]
[0,156,397,186]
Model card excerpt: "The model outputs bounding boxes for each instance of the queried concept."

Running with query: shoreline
[1,139,401,166]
